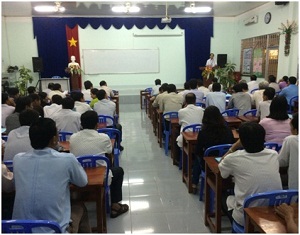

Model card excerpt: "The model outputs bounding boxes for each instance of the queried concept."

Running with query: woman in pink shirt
[259,96,291,144]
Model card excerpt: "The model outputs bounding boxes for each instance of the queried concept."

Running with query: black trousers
[110,167,124,203]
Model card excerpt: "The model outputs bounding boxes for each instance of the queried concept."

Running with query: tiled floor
[86,103,231,233]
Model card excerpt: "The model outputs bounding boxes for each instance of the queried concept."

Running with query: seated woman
[259,95,291,144]
[193,106,234,193]
[218,122,282,226]
[278,113,298,190]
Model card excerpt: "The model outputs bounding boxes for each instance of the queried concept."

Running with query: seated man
[43,94,62,119]
[151,78,161,97]
[251,80,269,109]
[48,83,66,100]
[205,83,226,113]
[182,79,204,103]
[152,83,168,106]
[197,79,210,97]
[89,88,99,109]
[71,91,92,114]
[52,97,81,133]
[256,87,275,120]
[69,110,129,218]
[29,93,44,117]
[99,80,114,98]
[161,84,184,114]
[82,80,93,102]
[218,122,282,226]
[2,93,15,128]
[280,76,298,104]
[4,109,39,161]
[12,118,91,233]
[247,74,259,93]
[227,83,252,115]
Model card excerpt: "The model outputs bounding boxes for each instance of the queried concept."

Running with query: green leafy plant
[15,66,33,96]
[216,62,237,91]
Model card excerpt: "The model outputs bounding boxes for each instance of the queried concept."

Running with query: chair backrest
[58,131,73,141]
[195,102,206,108]
[243,109,257,116]
[2,219,62,233]
[3,160,13,172]
[264,142,280,152]
[162,111,178,132]
[250,88,259,94]
[145,87,152,93]
[221,108,239,117]
[98,115,115,127]
[182,123,202,132]
[2,135,8,141]
[244,189,298,208]
[204,144,233,157]
[288,96,298,112]
[97,128,122,148]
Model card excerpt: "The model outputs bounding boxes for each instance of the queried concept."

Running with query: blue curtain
[33,17,213,81]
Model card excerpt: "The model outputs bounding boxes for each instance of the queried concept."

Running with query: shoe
[120,145,124,151]
[110,203,129,218]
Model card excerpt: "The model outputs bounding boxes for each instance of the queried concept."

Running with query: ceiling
[2,1,268,18]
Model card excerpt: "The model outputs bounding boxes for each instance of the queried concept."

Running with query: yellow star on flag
[68,37,77,47]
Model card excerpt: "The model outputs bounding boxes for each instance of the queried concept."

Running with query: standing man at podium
[201,53,218,88]
[206,53,217,68]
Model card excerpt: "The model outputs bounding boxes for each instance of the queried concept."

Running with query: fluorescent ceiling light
[34,2,65,13]
[184,4,212,14]
[112,2,140,13]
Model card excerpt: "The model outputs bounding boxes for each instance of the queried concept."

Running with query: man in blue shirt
[280,76,298,104]
[205,83,226,113]
[12,118,91,233]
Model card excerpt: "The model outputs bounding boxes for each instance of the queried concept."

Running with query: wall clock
[264,12,271,24]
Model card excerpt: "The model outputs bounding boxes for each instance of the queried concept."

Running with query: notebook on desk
[215,157,222,163]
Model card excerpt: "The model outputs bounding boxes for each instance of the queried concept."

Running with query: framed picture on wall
[242,48,252,75]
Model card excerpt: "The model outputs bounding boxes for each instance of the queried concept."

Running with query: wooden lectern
[70,73,80,91]
[199,66,217,88]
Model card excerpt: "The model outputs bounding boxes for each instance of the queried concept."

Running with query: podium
[199,66,215,88]
[70,73,80,91]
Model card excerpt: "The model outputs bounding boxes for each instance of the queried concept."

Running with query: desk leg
[187,142,192,193]
[140,91,142,109]
[215,174,222,233]
[204,162,210,227]
[182,140,187,184]
[245,214,255,233]
[96,188,106,233]
[158,115,162,148]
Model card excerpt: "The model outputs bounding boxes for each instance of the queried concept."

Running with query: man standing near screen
[206,53,217,68]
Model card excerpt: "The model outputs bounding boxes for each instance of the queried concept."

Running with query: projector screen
[83,49,159,74]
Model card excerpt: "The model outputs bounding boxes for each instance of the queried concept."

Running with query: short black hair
[53,83,61,90]
[212,83,221,92]
[71,92,84,102]
[38,92,47,100]
[250,75,257,81]
[27,86,36,94]
[197,79,204,87]
[289,76,297,84]
[51,95,63,105]
[29,118,57,149]
[29,93,40,102]
[185,93,196,104]
[239,122,265,153]
[96,89,106,100]
[84,80,93,90]
[61,97,75,109]
[155,79,161,85]
[291,113,298,132]
[2,93,9,104]
[282,76,289,82]
[212,78,218,83]
[19,109,39,126]
[240,82,248,91]
[232,83,242,93]
[183,82,189,90]
[161,83,169,92]
[99,80,107,86]
[189,79,198,89]
[268,75,276,83]
[14,96,32,113]
[263,87,275,100]
[48,83,54,90]
[7,87,19,97]
[81,110,98,129]
[91,88,99,95]
[167,84,177,93]
[267,95,289,120]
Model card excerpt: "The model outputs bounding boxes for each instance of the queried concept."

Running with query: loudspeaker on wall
[32,57,44,73]
[217,54,227,68]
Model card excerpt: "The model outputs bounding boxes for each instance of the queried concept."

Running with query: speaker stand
[35,73,42,92]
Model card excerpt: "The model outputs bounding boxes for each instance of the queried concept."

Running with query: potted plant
[215,62,237,92]
[15,66,33,96]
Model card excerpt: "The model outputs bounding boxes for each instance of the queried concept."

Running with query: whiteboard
[83,49,159,74]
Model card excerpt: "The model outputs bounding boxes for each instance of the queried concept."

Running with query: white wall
[79,25,185,94]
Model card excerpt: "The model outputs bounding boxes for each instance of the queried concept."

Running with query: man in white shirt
[205,83,226,113]
[151,79,161,97]
[251,80,269,109]
[2,93,15,128]
[268,75,280,93]
[256,87,275,120]
[82,80,93,102]
[99,80,114,98]
[219,122,282,226]
[43,95,62,119]
[197,80,210,97]
[152,83,169,109]
[4,109,39,161]
[247,74,259,93]
[69,110,129,218]
[52,97,81,133]
[71,91,92,114]
[182,79,204,104]
[208,78,224,92]
[48,83,66,100]
[206,53,217,68]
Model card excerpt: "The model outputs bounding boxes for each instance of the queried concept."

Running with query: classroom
[2,1,299,233]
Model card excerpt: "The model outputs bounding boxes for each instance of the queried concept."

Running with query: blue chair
[77,155,111,214]
[2,135,8,141]
[221,108,239,117]
[85,100,91,105]
[250,88,259,94]
[288,96,298,114]
[98,115,116,128]
[232,189,298,233]
[162,112,178,156]
[97,128,122,167]
[179,124,202,170]
[243,109,257,116]
[58,131,73,141]
[2,219,62,233]
[264,142,280,152]
[144,87,152,108]
[3,160,13,172]
[199,144,232,202]
[195,102,206,108]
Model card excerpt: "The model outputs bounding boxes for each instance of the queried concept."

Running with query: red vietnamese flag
[66,25,82,90]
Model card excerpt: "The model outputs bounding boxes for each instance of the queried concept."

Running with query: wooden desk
[152,106,158,136]
[147,95,153,119]
[245,204,298,233]
[204,157,233,233]
[182,132,198,193]
[237,115,259,123]
[71,167,106,233]
[140,90,149,109]
[223,116,242,128]
[171,118,180,165]
[156,109,163,148]
[231,128,239,141]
